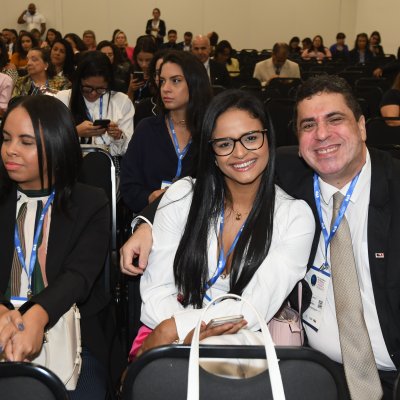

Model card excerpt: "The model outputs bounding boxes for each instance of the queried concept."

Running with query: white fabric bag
[33,304,82,390]
[187,293,286,400]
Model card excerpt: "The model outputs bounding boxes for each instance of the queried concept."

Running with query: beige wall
[1,0,398,54]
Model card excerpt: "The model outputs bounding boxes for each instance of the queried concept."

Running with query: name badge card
[161,180,172,189]
[302,265,331,331]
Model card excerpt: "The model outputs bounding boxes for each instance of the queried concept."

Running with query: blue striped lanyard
[168,116,192,181]
[14,191,55,298]
[204,204,246,301]
[86,95,103,121]
[313,173,359,269]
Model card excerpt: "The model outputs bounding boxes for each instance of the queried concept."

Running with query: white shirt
[23,11,45,32]
[305,151,395,370]
[140,178,315,340]
[203,59,211,81]
[56,90,134,156]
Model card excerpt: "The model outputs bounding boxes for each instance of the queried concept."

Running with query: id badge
[161,180,172,189]
[302,265,331,332]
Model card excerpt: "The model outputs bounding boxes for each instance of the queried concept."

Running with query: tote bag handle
[187,293,286,400]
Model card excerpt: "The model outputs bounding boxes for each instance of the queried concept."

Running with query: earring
[214,159,218,167]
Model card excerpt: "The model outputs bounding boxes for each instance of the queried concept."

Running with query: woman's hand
[0,305,24,357]
[137,318,178,357]
[120,223,153,276]
[183,319,248,345]
[5,304,49,362]
[127,76,145,99]
[106,122,123,140]
[148,188,167,204]
[76,120,106,138]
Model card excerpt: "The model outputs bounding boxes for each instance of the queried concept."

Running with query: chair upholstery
[122,345,348,400]
[0,362,69,400]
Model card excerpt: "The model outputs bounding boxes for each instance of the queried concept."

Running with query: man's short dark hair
[184,32,193,38]
[272,42,289,55]
[168,29,177,35]
[294,75,363,133]
[336,32,346,40]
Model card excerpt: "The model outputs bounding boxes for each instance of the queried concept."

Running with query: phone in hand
[208,315,244,328]
[133,71,145,82]
[93,119,110,128]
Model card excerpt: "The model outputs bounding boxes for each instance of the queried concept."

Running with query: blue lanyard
[313,173,359,268]
[204,204,246,301]
[168,116,192,181]
[14,191,55,297]
[86,95,103,122]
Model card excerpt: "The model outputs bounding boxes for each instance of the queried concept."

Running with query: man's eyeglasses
[209,129,267,156]
[81,85,108,95]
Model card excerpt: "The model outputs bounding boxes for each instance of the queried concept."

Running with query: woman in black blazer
[145,8,166,48]
[0,96,123,399]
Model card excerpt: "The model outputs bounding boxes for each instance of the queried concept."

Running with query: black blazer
[0,183,124,381]
[209,59,231,88]
[145,19,166,46]
[276,146,400,368]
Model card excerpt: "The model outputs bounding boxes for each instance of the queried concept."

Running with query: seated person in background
[64,33,87,55]
[120,51,212,213]
[56,51,134,157]
[207,31,219,57]
[30,28,43,48]
[97,40,132,94]
[253,42,300,86]
[329,32,349,61]
[301,37,312,53]
[288,36,302,59]
[161,29,180,50]
[0,95,124,398]
[0,40,18,84]
[50,39,75,81]
[10,32,38,71]
[380,72,400,126]
[128,89,314,357]
[349,33,374,64]
[12,47,70,97]
[112,30,134,63]
[128,35,157,103]
[191,34,231,88]
[0,72,13,117]
[177,31,192,52]
[214,40,240,77]
[301,35,332,61]
[42,28,61,49]
[82,30,97,51]
[369,31,385,58]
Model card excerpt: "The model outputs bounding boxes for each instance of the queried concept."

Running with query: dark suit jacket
[145,19,166,47]
[0,182,124,380]
[276,146,400,368]
[209,59,231,88]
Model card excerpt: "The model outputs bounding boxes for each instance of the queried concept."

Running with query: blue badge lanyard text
[204,204,246,301]
[14,191,55,297]
[168,116,192,181]
[313,172,359,269]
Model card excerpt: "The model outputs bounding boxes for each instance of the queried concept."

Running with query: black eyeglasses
[80,85,108,95]
[209,129,267,156]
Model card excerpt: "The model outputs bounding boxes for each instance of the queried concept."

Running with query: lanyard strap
[14,191,55,293]
[204,204,246,300]
[168,116,192,181]
[313,173,360,267]
[86,95,103,122]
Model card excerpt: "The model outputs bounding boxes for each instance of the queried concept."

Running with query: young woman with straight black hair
[0,95,124,398]
[129,90,315,357]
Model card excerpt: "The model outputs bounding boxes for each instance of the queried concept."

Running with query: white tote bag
[187,293,286,400]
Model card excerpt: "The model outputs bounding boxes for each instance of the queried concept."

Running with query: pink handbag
[267,282,304,346]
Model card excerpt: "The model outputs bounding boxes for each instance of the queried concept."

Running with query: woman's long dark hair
[158,51,212,170]
[16,32,39,59]
[69,51,114,125]
[51,39,75,80]
[173,90,276,308]
[0,96,82,211]
[0,41,10,70]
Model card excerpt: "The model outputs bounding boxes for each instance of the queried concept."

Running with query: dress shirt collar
[318,149,371,206]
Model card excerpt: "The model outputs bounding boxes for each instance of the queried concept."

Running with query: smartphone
[208,315,244,328]
[133,71,145,82]
[93,119,110,128]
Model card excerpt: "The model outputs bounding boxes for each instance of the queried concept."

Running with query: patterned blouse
[12,75,71,98]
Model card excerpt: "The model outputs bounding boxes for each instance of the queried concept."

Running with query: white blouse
[140,178,315,340]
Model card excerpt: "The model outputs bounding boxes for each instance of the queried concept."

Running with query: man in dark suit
[161,29,180,50]
[177,31,192,52]
[191,34,230,88]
